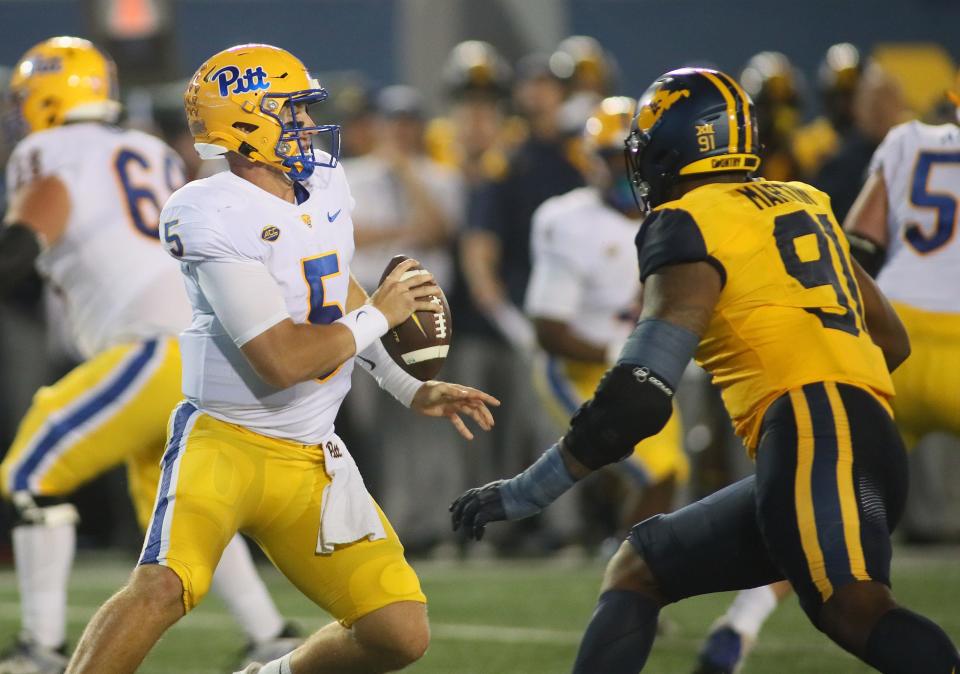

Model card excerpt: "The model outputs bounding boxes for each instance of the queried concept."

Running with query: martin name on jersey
[159,154,356,444]
[5,122,191,358]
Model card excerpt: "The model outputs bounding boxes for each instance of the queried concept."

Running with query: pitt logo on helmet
[212,65,270,97]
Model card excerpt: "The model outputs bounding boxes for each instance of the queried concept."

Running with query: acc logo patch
[211,65,270,97]
[637,88,691,131]
[261,225,281,242]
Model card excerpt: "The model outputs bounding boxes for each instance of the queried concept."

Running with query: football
[378,255,453,380]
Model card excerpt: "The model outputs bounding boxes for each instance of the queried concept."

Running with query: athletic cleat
[0,635,68,674]
[693,625,753,674]
[236,622,302,671]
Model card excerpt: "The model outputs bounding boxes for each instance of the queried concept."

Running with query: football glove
[450,481,508,541]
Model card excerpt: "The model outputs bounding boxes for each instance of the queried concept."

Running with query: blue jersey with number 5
[871,120,960,313]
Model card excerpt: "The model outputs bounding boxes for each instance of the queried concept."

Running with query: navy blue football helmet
[625,67,761,211]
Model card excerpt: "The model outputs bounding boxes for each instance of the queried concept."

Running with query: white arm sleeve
[196,260,290,346]
[355,339,424,407]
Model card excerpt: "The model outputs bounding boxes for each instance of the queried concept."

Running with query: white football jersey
[871,120,960,313]
[159,163,357,444]
[525,187,641,346]
[5,122,192,358]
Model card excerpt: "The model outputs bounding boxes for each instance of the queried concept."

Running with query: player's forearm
[533,318,606,362]
[243,319,359,389]
[852,260,910,371]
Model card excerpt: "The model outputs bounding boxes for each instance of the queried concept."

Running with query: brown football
[378,255,453,380]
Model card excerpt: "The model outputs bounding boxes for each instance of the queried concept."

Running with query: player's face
[594,150,640,217]
[280,102,318,133]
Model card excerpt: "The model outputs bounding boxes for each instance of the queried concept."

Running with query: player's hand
[450,481,508,540]
[370,258,442,328]
[411,381,500,440]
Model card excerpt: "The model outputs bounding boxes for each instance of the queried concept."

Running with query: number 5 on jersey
[301,253,344,325]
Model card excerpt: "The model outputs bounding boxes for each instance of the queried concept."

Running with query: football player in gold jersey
[453,67,960,673]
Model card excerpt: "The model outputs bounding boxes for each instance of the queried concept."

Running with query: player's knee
[127,565,186,619]
[818,581,896,655]
[353,602,430,670]
[600,540,665,605]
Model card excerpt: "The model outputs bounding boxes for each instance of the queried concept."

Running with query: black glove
[450,481,508,541]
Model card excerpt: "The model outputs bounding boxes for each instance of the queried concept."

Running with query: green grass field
[1,547,957,673]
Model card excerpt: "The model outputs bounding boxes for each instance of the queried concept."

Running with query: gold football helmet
[584,96,636,153]
[185,43,339,180]
[9,36,120,135]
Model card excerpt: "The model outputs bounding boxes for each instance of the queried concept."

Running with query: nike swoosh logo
[327,209,342,222]
[356,355,376,370]
[409,312,428,337]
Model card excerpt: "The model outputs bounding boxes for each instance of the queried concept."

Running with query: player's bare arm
[851,257,910,371]
[533,318,606,363]
[241,258,440,389]
[452,260,719,539]
[0,175,70,293]
[844,171,889,277]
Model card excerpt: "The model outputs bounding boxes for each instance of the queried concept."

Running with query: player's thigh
[627,475,783,603]
[248,454,424,627]
[0,338,180,498]
[755,383,907,624]
[138,404,250,612]
[889,307,960,441]
[622,402,689,487]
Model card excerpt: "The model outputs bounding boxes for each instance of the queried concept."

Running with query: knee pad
[7,491,79,527]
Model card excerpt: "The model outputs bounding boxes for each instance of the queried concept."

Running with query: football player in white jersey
[64,44,498,674]
[526,97,688,534]
[693,84,960,674]
[0,37,303,674]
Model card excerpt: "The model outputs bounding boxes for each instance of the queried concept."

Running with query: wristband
[335,306,389,355]
[355,339,423,407]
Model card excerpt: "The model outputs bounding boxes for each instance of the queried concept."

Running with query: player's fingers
[399,273,435,291]
[456,387,501,406]
[410,284,442,299]
[414,299,442,313]
[385,258,421,284]
[448,412,474,440]
[459,403,493,431]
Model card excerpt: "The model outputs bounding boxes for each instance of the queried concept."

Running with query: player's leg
[67,404,242,673]
[757,383,960,673]
[0,339,174,670]
[127,448,301,662]
[572,476,785,673]
[692,581,792,674]
[246,435,428,672]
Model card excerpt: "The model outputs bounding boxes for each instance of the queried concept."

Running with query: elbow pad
[847,233,886,278]
[0,223,41,295]
[563,363,674,470]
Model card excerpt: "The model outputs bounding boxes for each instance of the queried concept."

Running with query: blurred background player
[526,96,688,546]
[0,37,300,674]
[549,35,619,140]
[793,43,864,180]
[740,51,803,182]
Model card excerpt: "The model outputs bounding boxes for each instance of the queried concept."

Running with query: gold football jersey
[637,180,894,452]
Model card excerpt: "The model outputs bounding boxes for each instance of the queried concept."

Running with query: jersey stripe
[825,382,870,582]
[789,387,833,600]
[700,71,739,153]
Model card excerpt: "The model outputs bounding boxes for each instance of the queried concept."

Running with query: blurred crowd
[1,33,957,559]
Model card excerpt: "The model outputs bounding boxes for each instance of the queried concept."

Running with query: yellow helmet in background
[185,43,340,181]
[9,36,120,135]
[583,96,636,154]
